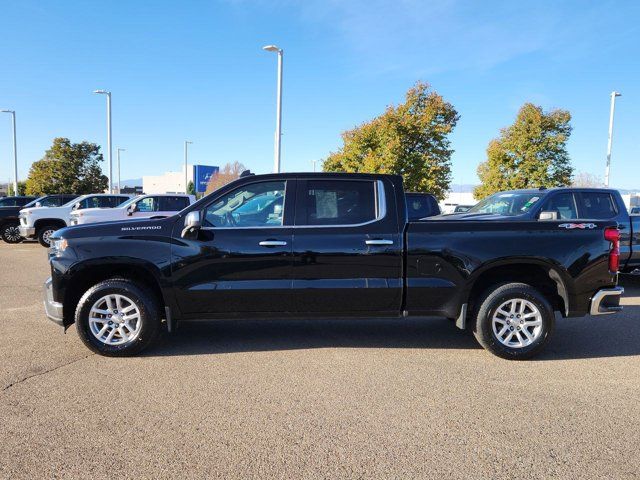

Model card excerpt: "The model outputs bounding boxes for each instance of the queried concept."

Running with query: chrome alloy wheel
[41,229,55,245]
[89,294,142,346]
[492,298,543,348]
[3,225,22,242]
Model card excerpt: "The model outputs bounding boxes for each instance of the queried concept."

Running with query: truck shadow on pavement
[150,316,482,356]
[148,279,640,360]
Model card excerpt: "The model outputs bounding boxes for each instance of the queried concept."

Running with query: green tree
[25,138,108,195]
[474,103,573,199]
[187,181,195,195]
[323,82,459,200]
[8,181,27,196]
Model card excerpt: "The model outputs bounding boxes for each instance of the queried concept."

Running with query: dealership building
[142,164,219,194]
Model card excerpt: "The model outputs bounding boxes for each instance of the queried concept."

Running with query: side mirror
[35,202,42,208]
[181,211,202,238]
[539,211,558,221]
[72,202,81,211]
[127,204,135,216]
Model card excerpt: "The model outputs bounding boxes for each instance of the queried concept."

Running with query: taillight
[604,227,620,273]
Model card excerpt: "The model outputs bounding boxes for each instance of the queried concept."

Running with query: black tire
[75,278,162,356]
[472,282,555,360]
[1,222,23,244]
[37,224,58,247]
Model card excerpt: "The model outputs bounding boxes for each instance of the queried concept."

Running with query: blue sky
[0,0,638,189]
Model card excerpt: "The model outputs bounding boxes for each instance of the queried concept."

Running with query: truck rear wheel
[472,282,554,360]
[37,224,58,247]
[1,222,23,244]
[75,279,161,356]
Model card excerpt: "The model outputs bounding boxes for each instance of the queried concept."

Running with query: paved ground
[0,242,638,479]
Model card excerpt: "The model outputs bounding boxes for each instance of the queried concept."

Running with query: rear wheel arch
[62,262,166,327]
[464,261,570,318]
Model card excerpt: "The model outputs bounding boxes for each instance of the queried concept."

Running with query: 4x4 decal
[558,223,597,229]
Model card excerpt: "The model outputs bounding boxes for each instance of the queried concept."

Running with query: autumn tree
[25,138,108,195]
[205,161,247,194]
[323,82,459,200]
[474,104,573,199]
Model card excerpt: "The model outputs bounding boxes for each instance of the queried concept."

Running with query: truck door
[171,179,295,315]
[291,177,403,315]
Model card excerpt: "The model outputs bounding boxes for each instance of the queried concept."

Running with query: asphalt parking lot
[0,242,639,479]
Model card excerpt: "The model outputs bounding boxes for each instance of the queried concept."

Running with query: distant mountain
[120,178,142,187]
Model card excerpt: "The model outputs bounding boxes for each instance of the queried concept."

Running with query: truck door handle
[259,240,287,247]
[365,239,394,245]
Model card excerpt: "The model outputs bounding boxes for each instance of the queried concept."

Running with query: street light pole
[0,110,17,196]
[262,45,283,173]
[117,148,125,193]
[93,90,113,193]
[605,91,622,188]
[184,141,193,194]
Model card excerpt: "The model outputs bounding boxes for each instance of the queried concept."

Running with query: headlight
[49,238,69,255]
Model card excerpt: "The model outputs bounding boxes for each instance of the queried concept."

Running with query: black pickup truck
[45,173,624,359]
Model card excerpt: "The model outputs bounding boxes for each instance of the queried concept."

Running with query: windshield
[23,196,45,208]
[466,192,543,216]
[117,196,142,209]
[62,195,88,208]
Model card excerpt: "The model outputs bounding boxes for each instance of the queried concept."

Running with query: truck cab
[19,194,130,246]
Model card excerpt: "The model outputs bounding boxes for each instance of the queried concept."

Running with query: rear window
[299,180,377,226]
[577,192,617,219]
[160,196,190,211]
[406,194,439,220]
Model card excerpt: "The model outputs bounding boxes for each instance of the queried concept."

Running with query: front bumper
[19,225,35,238]
[43,277,64,326]
[589,287,624,316]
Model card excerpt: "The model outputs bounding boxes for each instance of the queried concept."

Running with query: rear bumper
[19,225,35,238]
[43,277,64,326]
[589,287,624,316]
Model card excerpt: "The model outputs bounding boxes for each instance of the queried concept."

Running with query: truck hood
[54,216,175,240]
[71,207,123,217]
[20,205,64,216]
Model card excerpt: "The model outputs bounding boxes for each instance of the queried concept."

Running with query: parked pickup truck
[19,194,131,247]
[44,173,624,359]
[68,194,196,226]
[450,187,639,273]
[1,194,76,244]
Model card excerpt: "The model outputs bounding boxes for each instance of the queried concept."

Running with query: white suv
[20,194,132,247]
[69,194,196,227]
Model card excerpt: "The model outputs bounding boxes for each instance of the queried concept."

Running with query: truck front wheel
[37,224,58,247]
[75,279,161,356]
[472,282,555,360]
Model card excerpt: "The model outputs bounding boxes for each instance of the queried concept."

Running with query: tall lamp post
[605,91,622,188]
[93,90,113,193]
[184,141,193,194]
[262,44,283,173]
[0,110,18,196]
[117,148,125,193]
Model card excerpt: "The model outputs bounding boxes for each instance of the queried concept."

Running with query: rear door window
[298,180,377,226]
[159,196,190,211]
[576,192,617,219]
